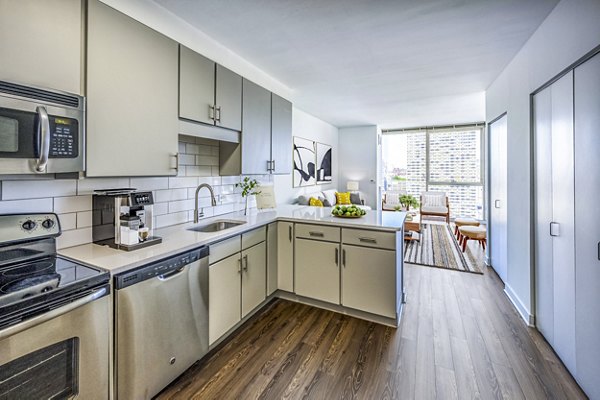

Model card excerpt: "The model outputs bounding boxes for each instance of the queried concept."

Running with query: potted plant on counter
[236,177,261,215]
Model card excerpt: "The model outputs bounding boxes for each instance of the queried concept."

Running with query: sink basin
[188,220,246,233]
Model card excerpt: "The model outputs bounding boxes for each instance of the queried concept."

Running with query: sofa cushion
[335,192,351,205]
[321,190,337,206]
[350,192,362,205]
[421,205,449,214]
[320,196,332,207]
[309,197,323,207]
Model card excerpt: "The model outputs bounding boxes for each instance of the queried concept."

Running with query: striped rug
[404,223,483,274]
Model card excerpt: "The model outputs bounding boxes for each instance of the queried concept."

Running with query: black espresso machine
[92,189,162,251]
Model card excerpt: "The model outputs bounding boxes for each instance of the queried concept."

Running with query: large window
[382,125,484,219]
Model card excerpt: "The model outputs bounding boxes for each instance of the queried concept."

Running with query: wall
[338,126,379,208]
[273,108,339,204]
[485,0,600,322]
[0,135,270,250]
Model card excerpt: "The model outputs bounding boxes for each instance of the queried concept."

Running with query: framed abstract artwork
[293,137,316,187]
[315,142,332,184]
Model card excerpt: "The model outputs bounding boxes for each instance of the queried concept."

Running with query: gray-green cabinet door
[0,0,82,94]
[242,79,271,174]
[295,238,339,305]
[241,242,267,318]
[271,94,292,174]
[215,64,242,131]
[87,0,178,177]
[179,45,215,125]
[574,52,600,400]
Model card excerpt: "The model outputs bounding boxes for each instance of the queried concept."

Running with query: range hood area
[179,119,239,143]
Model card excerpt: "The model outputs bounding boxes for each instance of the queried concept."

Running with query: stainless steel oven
[0,80,85,174]
[0,213,110,399]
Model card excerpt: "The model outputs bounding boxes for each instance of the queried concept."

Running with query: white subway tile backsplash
[211,146,219,157]
[154,188,187,203]
[153,202,168,216]
[130,177,169,191]
[56,227,92,250]
[54,195,91,214]
[185,166,212,177]
[198,176,222,186]
[76,211,93,228]
[196,145,213,156]
[213,204,235,216]
[178,142,186,153]
[2,180,77,200]
[221,176,241,185]
[195,155,219,166]
[58,213,77,231]
[185,143,200,154]
[155,211,188,228]
[179,154,196,165]
[168,199,195,213]
[169,176,198,189]
[0,198,53,213]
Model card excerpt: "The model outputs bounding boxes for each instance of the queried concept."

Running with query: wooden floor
[157,263,586,400]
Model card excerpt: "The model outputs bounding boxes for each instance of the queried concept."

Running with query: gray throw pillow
[297,195,310,205]
[350,192,362,205]
[319,196,331,207]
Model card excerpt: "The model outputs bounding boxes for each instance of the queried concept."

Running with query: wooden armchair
[420,191,450,223]
[382,190,406,211]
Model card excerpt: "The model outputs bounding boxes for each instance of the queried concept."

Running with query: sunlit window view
[382,127,484,219]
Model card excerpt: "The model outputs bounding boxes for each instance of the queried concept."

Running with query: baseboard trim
[504,284,535,327]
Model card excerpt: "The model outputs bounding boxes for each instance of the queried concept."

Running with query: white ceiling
[153,0,558,128]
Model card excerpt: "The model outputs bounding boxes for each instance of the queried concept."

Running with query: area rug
[404,223,483,274]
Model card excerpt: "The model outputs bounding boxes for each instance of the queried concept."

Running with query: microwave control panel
[49,117,79,158]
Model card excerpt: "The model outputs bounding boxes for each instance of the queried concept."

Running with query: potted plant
[399,194,419,211]
[235,177,261,215]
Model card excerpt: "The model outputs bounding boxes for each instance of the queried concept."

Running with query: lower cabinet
[341,245,396,318]
[241,242,267,318]
[295,238,340,304]
[208,253,241,345]
[277,222,294,292]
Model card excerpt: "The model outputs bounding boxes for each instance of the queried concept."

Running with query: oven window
[0,338,79,399]
[0,116,19,152]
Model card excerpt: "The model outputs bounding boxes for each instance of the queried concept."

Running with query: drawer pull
[335,247,339,266]
[342,249,346,267]
[309,231,324,238]
[359,237,377,244]
[289,225,293,242]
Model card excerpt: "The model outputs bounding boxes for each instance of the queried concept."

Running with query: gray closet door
[271,94,292,174]
[534,71,576,373]
[215,64,242,131]
[179,46,215,125]
[241,79,271,174]
[574,52,600,400]
[489,115,508,283]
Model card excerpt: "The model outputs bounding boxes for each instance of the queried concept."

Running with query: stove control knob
[22,220,36,231]
[42,219,55,229]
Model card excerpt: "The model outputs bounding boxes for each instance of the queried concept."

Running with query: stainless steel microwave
[0,80,85,174]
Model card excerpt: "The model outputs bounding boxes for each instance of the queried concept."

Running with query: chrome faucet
[194,183,217,223]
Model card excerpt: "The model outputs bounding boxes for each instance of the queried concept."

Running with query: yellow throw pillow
[309,197,323,207]
[335,192,351,205]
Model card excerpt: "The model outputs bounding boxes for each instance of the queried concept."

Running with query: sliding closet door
[574,53,600,400]
[550,71,576,373]
[489,115,508,283]
[534,86,554,344]
[534,71,576,373]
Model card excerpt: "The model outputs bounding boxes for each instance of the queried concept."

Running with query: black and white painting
[293,137,316,187]
[315,142,332,184]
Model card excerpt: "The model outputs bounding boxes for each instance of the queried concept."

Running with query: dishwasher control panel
[114,246,209,289]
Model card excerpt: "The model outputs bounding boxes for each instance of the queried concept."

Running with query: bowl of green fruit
[331,205,367,218]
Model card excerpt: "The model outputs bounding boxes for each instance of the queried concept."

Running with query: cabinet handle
[271,159,276,172]
[309,231,324,238]
[359,237,377,244]
[171,153,179,173]
[342,249,346,267]
[335,247,339,266]
[494,200,501,209]
[209,105,215,121]
[597,242,599,261]
[237,258,242,273]
[266,160,272,172]
[288,225,292,242]
[550,222,560,237]
[243,254,248,271]
[215,106,221,122]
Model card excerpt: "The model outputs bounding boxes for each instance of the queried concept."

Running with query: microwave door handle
[35,106,51,173]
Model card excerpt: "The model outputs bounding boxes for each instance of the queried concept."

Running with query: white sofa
[297,189,372,210]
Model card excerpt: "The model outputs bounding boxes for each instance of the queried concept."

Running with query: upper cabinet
[241,79,272,174]
[179,46,242,132]
[0,0,83,94]
[86,0,179,177]
[271,94,292,174]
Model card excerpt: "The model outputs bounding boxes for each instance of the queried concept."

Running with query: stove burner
[1,273,61,294]
[1,261,54,277]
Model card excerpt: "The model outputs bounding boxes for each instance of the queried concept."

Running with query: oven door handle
[35,105,51,173]
[0,287,107,341]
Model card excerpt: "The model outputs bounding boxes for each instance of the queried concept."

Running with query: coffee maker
[92,189,162,251]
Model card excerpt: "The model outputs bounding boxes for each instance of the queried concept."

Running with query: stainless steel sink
[188,220,246,233]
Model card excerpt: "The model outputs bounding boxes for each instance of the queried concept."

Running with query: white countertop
[59,205,406,275]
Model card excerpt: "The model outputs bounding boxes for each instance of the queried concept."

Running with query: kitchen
[0,1,405,398]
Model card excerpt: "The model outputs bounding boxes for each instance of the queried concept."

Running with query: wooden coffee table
[404,213,421,242]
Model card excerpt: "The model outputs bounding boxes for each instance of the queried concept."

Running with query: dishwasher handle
[157,266,187,281]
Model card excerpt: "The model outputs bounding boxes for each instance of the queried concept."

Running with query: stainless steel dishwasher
[114,246,209,400]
